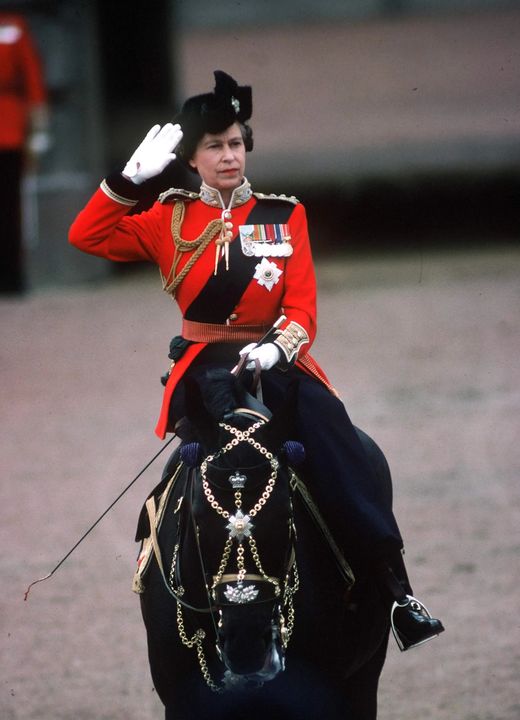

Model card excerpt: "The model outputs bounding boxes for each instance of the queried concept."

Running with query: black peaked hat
[174,70,253,164]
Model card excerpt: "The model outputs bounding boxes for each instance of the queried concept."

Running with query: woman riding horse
[69,70,443,653]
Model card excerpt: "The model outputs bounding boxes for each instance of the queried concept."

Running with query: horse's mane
[199,368,244,420]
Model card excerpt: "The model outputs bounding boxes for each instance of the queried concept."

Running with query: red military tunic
[0,13,47,149]
[69,176,334,438]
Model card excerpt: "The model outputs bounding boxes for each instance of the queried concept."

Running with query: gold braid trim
[274,321,309,365]
[161,202,223,298]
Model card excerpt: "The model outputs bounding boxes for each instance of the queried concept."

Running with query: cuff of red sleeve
[274,321,310,368]
[100,172,144,206]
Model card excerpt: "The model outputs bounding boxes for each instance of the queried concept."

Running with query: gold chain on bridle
[168,536,225,693]
[175,602,224,693]
[172,416,299,692]
[200,420,282,598]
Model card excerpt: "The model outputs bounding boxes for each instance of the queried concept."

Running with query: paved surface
[2,246,519,719]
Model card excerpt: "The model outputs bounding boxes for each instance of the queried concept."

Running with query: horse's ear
[259,380,299,451]
[184,375,220,450]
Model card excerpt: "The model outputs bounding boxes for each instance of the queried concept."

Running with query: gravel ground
[2,246,519,719]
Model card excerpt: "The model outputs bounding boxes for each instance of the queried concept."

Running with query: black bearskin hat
[174,70,253,166]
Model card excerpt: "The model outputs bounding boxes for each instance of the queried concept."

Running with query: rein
[289,469,355,588]
[145,476,217,614]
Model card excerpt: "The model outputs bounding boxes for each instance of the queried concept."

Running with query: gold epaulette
[158,188,200,204]
[253,192,299,205]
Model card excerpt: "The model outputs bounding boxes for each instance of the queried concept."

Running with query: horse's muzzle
[218,622,285,686]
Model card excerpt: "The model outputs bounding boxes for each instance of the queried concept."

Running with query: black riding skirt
[169,343,403,564]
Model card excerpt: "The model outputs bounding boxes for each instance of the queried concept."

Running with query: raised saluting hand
[123,123,183,185]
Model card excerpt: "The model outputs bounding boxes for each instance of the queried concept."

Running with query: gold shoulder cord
[161,202,223,298]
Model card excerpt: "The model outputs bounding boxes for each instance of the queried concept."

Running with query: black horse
[137,370,393,720]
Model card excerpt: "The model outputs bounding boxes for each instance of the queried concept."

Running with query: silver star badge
[226,509,253,542]
[253,257,283,292]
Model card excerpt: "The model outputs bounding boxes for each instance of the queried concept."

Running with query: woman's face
[189,123,246,197]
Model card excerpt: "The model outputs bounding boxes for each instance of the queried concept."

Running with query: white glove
[239,342,281,371]
[123,123,183,185]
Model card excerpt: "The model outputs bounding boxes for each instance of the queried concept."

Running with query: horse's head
[181,369,303,685]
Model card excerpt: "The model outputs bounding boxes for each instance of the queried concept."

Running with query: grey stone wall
[177,0,518,28]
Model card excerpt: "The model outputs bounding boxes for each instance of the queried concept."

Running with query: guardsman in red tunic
[0,13,49,293]
[69,71,443,651]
